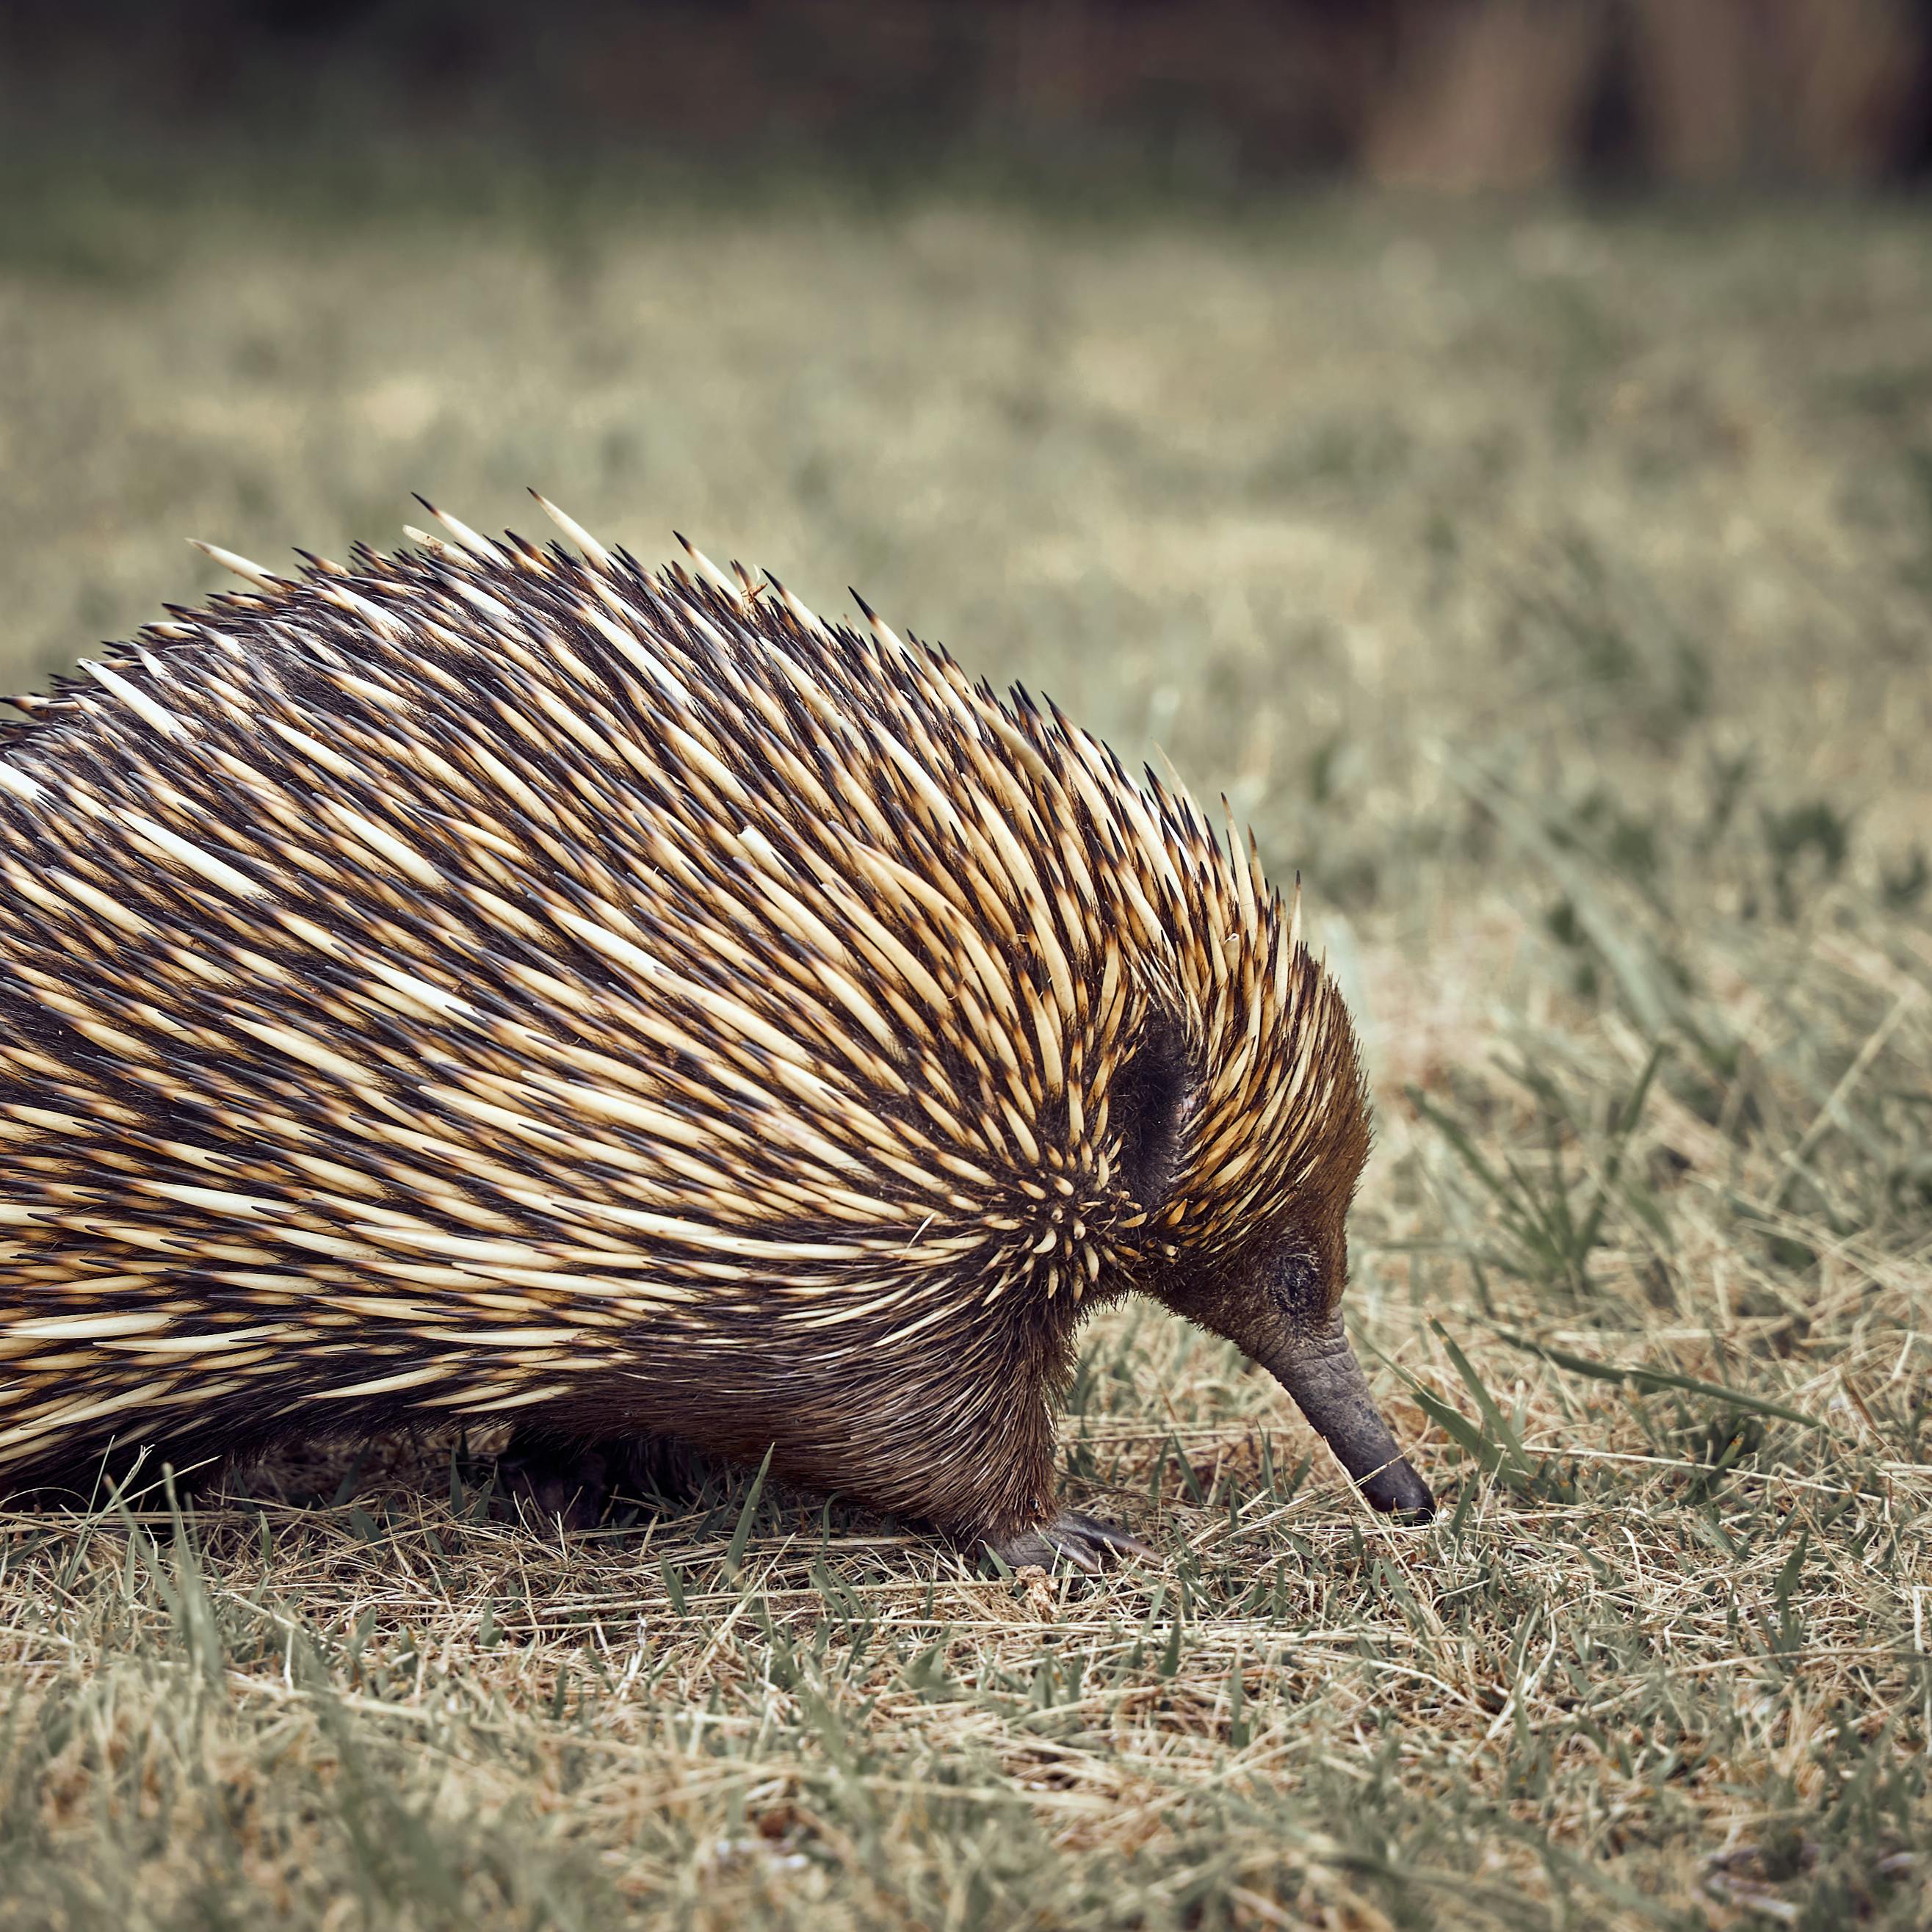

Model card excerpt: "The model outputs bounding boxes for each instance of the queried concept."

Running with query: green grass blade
[1491,1327,1820,1428]
[723,1444,775,1581]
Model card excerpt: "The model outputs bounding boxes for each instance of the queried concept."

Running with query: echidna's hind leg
[494,1428,711,1531]
[990,1512,1154,1575]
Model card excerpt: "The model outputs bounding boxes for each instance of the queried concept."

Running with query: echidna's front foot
[496,1429,706,1530]
[991,1510,1153,1574]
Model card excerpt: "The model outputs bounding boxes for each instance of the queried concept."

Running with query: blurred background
[7,0,1932,185]
[3,10,1931,1922]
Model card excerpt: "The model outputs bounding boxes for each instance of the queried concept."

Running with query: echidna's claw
[991,1510,1152,1574]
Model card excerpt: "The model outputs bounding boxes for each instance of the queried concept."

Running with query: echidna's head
[1092,853,1433,1519]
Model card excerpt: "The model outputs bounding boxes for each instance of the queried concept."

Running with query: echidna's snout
[1267,1320,1436,1520]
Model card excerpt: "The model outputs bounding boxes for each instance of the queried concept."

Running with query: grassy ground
[0,151,1929,1929]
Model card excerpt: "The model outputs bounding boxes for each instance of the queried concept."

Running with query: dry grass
[0,151,1928,1928]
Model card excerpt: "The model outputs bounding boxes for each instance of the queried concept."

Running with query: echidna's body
[0,503,1430,1558]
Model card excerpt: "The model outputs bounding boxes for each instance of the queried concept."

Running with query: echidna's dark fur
[0,502,1431,1558]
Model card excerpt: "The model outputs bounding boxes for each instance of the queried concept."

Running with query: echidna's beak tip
[1360,1455,1436,1521]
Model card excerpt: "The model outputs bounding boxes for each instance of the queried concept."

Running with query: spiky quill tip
[189,540,283,594]
[673,532,744,608]
[529,490,614,570]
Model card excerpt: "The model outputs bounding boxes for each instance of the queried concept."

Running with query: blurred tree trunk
[1629,0,1926,184]
[1361,0,1610,191]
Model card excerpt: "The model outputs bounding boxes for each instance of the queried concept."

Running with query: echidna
[0,499,1433,1566]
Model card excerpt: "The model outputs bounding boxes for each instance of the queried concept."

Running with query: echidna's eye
[1112,1020,1193,1212]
